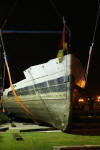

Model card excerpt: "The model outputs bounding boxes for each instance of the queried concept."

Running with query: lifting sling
[0,30,38,120]
[4,52,38,120]
[85,2,100,83]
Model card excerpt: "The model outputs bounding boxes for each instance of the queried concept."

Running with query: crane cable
[0,0,19,91]
[85,1,100,83]
[1,0,19,29]
[49,0,71,47]
[0,31,38,120]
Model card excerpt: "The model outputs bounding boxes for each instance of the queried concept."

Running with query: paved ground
[0,122,61,132]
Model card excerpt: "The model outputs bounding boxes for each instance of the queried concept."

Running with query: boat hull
[2,54,85,131]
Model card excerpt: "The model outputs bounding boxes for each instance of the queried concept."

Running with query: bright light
[97,96,100,100]
[96,96,100,102]
[76,80,86,88]
[78,98,84,103]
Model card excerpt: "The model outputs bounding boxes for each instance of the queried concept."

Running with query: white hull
[2,54,85,131]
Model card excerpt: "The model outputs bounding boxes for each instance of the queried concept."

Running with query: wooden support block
[0,127,9,132]
[11,123,16,127]
[13,133,23,141]
[53,145,100,150]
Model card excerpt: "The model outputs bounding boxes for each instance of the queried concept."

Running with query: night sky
[0,0,100,95]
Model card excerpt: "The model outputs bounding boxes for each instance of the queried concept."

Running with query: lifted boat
[2,53,85,131]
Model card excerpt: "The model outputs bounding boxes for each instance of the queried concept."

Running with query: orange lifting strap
[4,53,38,120]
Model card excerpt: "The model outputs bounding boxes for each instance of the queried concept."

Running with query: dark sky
[0,0,100,95]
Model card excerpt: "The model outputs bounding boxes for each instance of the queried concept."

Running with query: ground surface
[0,123,100,150]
